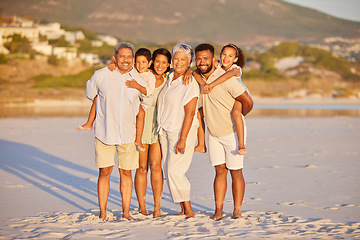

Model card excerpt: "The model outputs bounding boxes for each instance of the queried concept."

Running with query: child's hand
[182,69,193,85]
[202,84,213,94]
[108,61,116,71]
[126,79,139,89]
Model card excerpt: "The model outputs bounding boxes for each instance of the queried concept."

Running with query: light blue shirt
[86,67,153,145]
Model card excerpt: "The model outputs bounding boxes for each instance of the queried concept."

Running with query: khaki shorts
[94,138,139,170]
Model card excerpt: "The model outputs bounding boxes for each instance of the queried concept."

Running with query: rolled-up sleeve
[86,72,99,101]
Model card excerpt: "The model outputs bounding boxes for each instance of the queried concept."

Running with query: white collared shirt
[86,67,153,145]
[157,72,199,133]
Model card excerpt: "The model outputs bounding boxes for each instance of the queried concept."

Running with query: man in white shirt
[86,42,152,220]
[194,43,253,220]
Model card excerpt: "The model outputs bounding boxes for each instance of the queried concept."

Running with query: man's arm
[235,91,253,116]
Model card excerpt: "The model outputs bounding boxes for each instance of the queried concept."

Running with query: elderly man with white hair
[157,43,199,218]
[86,42,152,221]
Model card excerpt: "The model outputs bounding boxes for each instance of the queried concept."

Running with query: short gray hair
[172,43,194,64]
[113,42,135,57]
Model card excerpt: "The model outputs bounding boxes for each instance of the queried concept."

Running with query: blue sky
[282,0,360,22]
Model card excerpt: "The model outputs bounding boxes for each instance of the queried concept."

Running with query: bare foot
[99,213,107,221]
[76,124,92,131]
[177,211,185,216]
[135,141,145,152]
[238,148,247,155]
[232,212,242,219]
[139,209,149,216]
[194,144,207,153]
[153,210,161,218]
[185,210,195,219]
[210,211,223,221]
[123,214,135,221]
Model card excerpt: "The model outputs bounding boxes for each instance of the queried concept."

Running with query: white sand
[0,116,359,239]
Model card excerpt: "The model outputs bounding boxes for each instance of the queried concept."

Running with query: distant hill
[1,0,360,46]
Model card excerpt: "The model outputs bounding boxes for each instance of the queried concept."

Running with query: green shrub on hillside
[32,67,101,88]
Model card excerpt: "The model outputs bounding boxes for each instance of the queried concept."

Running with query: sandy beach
[0,116,359,239]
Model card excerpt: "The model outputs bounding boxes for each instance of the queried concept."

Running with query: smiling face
[195,49,215,77]
[153,54,170,76]
[220,46,238,70]
[115,47,134,74]
[172,51,190,75]
[135,55,150,73]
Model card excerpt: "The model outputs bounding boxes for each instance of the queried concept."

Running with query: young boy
[77,48,155,151]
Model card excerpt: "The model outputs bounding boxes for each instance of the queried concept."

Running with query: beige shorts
[208,132,245,170]
[94,138,139,170]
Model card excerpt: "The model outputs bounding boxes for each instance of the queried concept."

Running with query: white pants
[159,126,197,203]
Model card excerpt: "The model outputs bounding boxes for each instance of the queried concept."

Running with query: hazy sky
[282,0,360,22]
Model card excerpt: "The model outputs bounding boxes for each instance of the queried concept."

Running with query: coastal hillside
[1,0,360,45]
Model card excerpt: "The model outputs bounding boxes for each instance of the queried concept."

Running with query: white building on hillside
[98,34,118,46]
[79,53,101,65]
[0,26,39,43]
[65,31,85,45]
[37,22,65,40]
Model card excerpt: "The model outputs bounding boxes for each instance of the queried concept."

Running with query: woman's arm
[175,97,198,154]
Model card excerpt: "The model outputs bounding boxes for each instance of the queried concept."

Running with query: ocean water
[1,104,360,118]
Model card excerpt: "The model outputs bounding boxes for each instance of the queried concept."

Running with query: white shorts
[208,132,245,170]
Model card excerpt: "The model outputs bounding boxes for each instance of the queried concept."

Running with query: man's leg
[212,163,228,220]
[230,168,245,218]
[98,166,113,220]
[119,168,134,220]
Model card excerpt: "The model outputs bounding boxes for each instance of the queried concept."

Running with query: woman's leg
[134,144,150,215]
[148,140,163,218]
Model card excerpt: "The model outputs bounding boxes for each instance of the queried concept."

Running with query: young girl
[76,48,155,152]
[193,43,249,155]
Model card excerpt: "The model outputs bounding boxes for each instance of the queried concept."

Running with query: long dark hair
[150,48,172,73]
[220,43,246,68]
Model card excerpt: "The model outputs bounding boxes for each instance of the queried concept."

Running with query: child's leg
[232,101,246,155]
[194,108,207,153]
[135,105,145,151]
[77,96,97,131]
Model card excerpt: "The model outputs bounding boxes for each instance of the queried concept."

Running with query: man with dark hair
[194,43,253,220]
[86,42,152,220]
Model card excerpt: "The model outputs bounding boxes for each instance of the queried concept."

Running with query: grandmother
[157,44,199,218]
